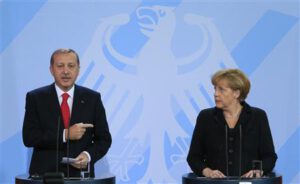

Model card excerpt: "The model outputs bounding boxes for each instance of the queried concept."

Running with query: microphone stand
[239,124,242,178]
[225,125,229,176]
[67,122,70,179]
[43,116,64,184]
[56,116,60,173]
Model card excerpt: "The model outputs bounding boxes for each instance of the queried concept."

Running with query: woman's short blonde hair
[211,68,251,101]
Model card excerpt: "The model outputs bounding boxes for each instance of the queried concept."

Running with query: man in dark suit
[22,48,112,178]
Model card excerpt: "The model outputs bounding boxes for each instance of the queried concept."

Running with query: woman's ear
[234,90,241,99]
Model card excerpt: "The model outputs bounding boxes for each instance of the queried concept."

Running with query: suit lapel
[239,102,252,132]
[47,84,65,129]
[214,107,226,126]
[70,85,83,126]
[49,84,61,118]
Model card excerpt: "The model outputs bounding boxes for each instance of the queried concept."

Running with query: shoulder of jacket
[75,85,100,96]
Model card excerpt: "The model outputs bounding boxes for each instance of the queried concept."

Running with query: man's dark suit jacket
[22,83,112,177]
[187,101,277,176]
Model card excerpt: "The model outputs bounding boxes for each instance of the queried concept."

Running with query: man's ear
[49,66,54,76]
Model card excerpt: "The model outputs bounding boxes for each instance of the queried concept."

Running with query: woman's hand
[242,170,263,178]
[202,168,226,178]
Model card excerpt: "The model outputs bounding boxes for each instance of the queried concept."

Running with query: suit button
[229,149,234,153]
[228,161,233,165]
[229,137,234,141]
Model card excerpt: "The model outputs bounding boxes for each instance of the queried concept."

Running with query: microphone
[67,120,70,179]
[56,116,60,173]
[239,124,242,178]
[42,116,64,184]
[225,125,229,176]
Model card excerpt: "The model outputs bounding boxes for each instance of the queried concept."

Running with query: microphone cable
[239,124,242,178]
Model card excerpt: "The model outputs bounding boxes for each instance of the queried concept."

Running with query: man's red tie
[61,93,70,128]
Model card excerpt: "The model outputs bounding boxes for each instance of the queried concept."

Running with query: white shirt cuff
[83,151,91,162]
[63,129,67,142]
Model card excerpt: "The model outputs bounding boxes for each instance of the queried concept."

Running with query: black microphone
[225,125,229,176]
[56,116,60,173]
[239,124,242,178]
[67,121,70,179]
[42,116,64,184]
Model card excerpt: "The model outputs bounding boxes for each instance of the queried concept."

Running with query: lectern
[182,173,282,184]
[15,174,115,184]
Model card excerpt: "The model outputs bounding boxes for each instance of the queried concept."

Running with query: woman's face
[214,79,240,110]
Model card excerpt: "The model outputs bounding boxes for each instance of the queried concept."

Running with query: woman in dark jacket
[187,68,277,178]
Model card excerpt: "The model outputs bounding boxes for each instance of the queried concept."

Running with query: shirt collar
[55,84,75,99]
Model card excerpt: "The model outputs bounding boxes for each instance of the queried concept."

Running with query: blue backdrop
[0,0,299,183]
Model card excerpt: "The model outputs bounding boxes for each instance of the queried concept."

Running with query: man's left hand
[71,152,89,169]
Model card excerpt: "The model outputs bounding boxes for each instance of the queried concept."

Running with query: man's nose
[63,67,69,74]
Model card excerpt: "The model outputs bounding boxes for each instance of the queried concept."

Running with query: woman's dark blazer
[187,102,277,176]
